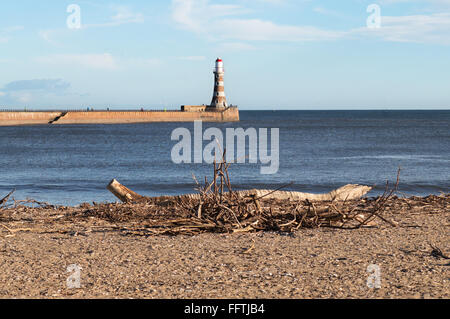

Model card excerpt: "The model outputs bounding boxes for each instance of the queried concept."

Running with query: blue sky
[0,0,449,110]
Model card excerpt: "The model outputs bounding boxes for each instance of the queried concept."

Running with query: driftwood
[0,189,15,209]
[98,161,408,235]
[3,161,436,237]
[107,179,372,203]
[107,179,146,203]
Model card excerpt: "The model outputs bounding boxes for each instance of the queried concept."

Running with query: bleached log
[107,179,372,203]
[107,179,146,203]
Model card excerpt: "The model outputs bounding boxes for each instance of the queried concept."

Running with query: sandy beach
[0,194,448,299]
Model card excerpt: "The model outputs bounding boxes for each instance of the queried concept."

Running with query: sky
[0,0,449,110]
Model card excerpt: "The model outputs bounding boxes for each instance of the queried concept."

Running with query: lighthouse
[209,58,228,109]
[180,57,238,118]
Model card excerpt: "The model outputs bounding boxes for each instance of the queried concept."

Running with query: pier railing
[0,108,183,112]
[0,106,238,113]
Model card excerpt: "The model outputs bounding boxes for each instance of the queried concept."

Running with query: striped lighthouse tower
[210,58,228,109]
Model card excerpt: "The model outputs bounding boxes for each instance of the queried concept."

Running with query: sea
[0,110,448,206]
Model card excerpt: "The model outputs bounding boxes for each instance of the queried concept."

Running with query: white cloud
[313,7,345,18]
[2,79,70,92]
[172,0,247,33]
[218,19,344,41]
[35,54,162,70]
[171,0,450,45]
[111,5,144,23]
[380,0,450,5]
[38,6,144,45]
[171,0,343,43]
[125,58,163,68]
[0,79,79,106]
[256,0,286,3]
[1,26,24,32]
[85,5,144,28]
[38,30,60,46]
[36,53,118,70]
[352,12,450,44]
[177,56,206,61]
[0,25,24,44]
[218,42,256,51]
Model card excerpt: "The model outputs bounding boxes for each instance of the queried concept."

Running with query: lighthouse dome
[215,58,224,73]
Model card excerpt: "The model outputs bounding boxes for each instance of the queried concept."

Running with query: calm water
[0,110,448,205]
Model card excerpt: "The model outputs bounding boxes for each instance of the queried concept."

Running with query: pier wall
[0,107,239,126]
[0,112,61,126]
